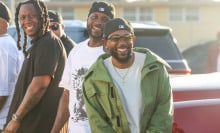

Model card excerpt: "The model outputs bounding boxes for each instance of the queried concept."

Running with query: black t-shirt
[6,31,67,133]
[60,34,75,56]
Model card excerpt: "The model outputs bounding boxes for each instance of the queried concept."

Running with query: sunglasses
[49,23,60,31]
[107,34,134,43]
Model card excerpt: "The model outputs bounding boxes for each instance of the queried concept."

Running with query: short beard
[110,48,132,63]
[87,25,103,41]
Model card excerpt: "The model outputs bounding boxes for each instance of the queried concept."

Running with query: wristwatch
[12,114,22,122]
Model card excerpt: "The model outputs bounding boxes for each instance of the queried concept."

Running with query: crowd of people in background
[0,0,173,133]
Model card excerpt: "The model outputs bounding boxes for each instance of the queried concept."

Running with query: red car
[171,73,220,133]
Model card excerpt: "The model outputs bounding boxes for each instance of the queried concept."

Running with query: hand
[3,120,21,133]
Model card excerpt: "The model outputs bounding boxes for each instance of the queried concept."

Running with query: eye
[108,35,121,42]
[19,16,25,20]
[29,14,37,19]
[124,34,133,40]
[89,15,98,20]
[101,17,110,23]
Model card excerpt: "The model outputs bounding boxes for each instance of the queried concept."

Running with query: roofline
[46,1,220,7]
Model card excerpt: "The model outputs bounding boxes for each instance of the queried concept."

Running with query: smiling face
[19,3,39,39]
[87,12,111,40]
[104,30,135,64]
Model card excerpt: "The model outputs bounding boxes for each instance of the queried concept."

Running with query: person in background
[51,1,115,133]
[3,0,66,133]
[207,31,220,72]
[83,18,173,133]
[0,2,23,132]
[48,10,76,56]
[48,10,75,133]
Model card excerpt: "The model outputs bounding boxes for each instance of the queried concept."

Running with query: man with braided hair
[3,0,67,133]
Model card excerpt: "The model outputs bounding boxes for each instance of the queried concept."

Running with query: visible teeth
[27,26,33,30]
[93,26,101,30]
[118,48,127,52]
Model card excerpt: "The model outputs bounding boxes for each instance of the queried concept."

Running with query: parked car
[8,20,191,75]
[170,72,220,133]
[182,41,215,74]
[8,20,88,44]
[132,23,191,75]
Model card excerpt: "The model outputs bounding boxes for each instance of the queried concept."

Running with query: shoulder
[61,35,76,46]
[38,32,63,49]
[68,39,89,55]
[0,35,20,54]
[134,47,170,68]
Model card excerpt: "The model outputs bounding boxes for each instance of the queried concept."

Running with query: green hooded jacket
[83,47,173,133]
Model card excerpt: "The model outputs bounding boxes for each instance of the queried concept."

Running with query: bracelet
[12,114,22,122]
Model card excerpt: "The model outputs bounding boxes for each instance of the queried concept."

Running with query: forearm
[15,86,47,119]
[0,96,8,111]
[14,76,50,120]
[51,89,70,133]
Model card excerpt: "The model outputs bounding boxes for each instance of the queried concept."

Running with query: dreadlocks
[15,0,49,56]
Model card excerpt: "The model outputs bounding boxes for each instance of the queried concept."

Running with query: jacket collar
[84,47,170,82]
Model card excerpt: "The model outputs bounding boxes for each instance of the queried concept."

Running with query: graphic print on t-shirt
[71,67,88,122]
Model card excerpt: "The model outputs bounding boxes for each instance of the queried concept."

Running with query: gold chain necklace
[113,65,131,84]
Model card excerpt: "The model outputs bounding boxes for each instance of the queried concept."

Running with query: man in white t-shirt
[0,2,23,132]
[51,1,115,133]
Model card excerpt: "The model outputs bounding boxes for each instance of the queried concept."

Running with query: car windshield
[64,26,88,43]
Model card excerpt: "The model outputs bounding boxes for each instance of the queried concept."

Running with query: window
[123,8,136,21]
[123,7,153,23]
[61,9,75,20]
[169,7,199,22]
[186,8,199,22]
[140,8,153,22]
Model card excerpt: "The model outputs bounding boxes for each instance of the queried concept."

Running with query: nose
[94,18,105,25]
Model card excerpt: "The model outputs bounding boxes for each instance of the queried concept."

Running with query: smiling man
[51,1,115,133]
[4,0,66,133]
[83,18,173,133]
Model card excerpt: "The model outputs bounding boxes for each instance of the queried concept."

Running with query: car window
[64,26,88,43]
[134,29,183,60]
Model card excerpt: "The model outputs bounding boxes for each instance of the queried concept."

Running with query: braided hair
[15,0,49,56]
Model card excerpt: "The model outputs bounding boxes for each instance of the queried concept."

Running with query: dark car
[182,41,215,74]
[8,20,191,75]
[132,23,191,75]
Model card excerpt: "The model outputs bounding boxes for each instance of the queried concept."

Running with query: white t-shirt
[59,39,104,133]
[217,53,220,72]
[104,52,145,133]
[0,34,24,129]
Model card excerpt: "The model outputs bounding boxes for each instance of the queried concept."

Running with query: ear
[102,39,107,48]
[102,39,109,52]
[61,24,65,30]
[132,36,136,42]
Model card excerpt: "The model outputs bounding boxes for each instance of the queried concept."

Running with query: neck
[112,53,135,69]
[88,38,103,47]
[0,18,8,35]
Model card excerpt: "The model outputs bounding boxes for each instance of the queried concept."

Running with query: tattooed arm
[4,75,51,133]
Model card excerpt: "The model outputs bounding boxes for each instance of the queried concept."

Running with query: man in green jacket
[83,18,173,133]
